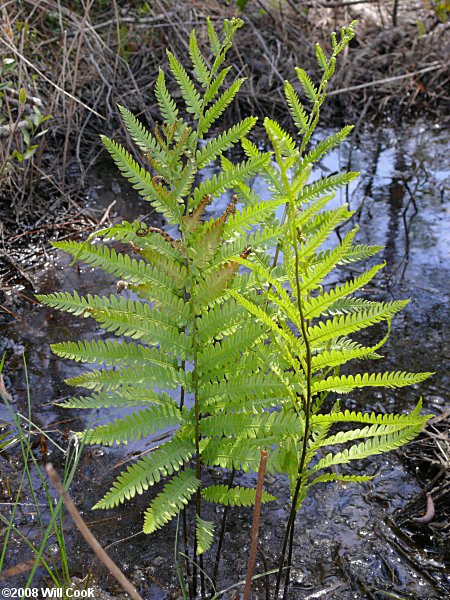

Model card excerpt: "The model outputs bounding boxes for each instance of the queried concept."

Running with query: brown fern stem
[243,450,268,600]
[275,202,313,599]
[212,468,235,587]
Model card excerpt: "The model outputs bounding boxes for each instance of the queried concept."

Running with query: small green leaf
[19,87,26,106]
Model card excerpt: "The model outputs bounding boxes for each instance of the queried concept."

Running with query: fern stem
[243,450,268,600]
[275,177,314,599]
[282,514,297,599]
[190,306,206,599]
[178,324,192,596]
[212,468,235,587]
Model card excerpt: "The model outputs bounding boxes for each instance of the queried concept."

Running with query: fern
[80,405,182,446]
[58,388,176,409]
[143,470,200,534]
[226,19,431,597]
[39,18,432,595]
[195,117,256,168]
[94,436,195,509]
[202,485,276,507]
[310,424,426,475]
[155,69,179,124]
[196,516,215,555]
[311,371,432,394]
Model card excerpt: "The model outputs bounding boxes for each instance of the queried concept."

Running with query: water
[0,122,449,598]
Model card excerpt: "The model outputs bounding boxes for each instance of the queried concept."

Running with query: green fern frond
[284,80,308,133]
[203,372,291,412]
[172,158,197,201]
[210,226,281,269]
[201,411,302,440]
[308,301,409,345]
[133,246,187,289]
[311,333,387,371]
[310,424,426,475]
[201,438,263,473]
[295,67,318,102]
[196,516,214,555]
[80,405,181,446]
[296,172,359,205]
[65,363,187,392]
[202,485,276,507]
[311,371,433,395]
[167,50,203,118]
[192,153,270,208]
[323,297,380,317]
[116,105,165,158]
[189,30,210,87]
[99,134,154,192]
[300,209,355,259]
[297,126,354,173]
[310,404,430,426]
[303,263,385,319]
[228,177,264,209]
[204,66,232,104]
[315,43,328,71]
[313,423,417,449]
[143,470,200,534]
[50,339,177,368]
[155,69,179,124]
[57,388,176,409]
[223,197,284,238]
[264,118,297,157]
[196,117,257,169]
[37,290,100,316]
[206,17,221,55]
[102,220,185,262]
[293,194,335,231]
[196,298,247,341]
[198,79,246,136]
[51,295,190,357]
[307,473,374,488]
[51,241,183,299]
[229,290,305,374]
[100,136,182,223]
[198,321,266,374]
[94,436,195,509]
[340,243,384,264]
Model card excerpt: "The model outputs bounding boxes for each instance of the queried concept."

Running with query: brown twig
[328,62,446,96]
[411,492,436,524]
[45,463,144,600]
[243,449,268,600]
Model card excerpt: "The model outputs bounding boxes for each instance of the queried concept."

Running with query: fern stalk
[211,468,235,587]
[274,159,315,600]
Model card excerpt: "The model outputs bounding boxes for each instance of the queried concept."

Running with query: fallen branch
[0,120,30,138]
[328,62,446,96]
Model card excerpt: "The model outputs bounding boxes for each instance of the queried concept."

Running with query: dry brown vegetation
[0,0,448,272]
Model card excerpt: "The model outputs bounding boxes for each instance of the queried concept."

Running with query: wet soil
[0,121,449,599]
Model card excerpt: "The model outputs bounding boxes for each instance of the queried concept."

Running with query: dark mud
[0,122,449,599]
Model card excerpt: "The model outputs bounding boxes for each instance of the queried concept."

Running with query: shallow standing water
[0,121,449,598]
